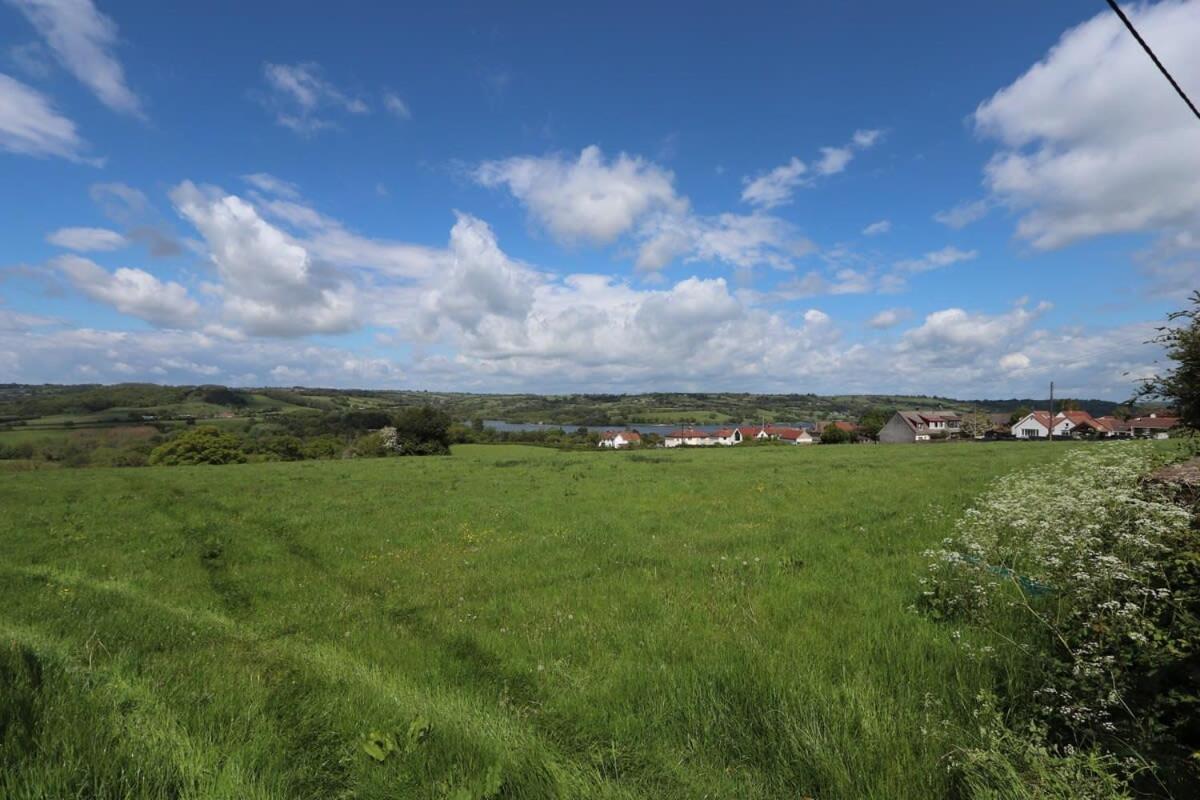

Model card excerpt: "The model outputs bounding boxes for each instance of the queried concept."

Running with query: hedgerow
[919,443,1199,796]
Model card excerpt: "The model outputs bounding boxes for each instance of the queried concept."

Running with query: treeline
[0,383,249,418]
[0,406,454,468]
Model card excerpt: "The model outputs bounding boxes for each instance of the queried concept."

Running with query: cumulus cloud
[902,301,1049,354]
[51,254,199,326]
[0,325,406,386]
[46,226,126,251]
[8,0,143,117]
[636,211,814,272]
[475,145,685,245]
[999,351,1031,371]
[261,62,369,134]
[862,219,891,236]
[0,73,92,161]
[868,308,908,329]
[974,1,1200,249]
[170,181,357,336]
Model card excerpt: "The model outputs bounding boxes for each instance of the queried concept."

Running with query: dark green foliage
[857,407,894,440]
[149,427,247,466]
[196,385,248,406]
[391,407,452,455]
[1140,290,1200,431]
[819,425,851,444]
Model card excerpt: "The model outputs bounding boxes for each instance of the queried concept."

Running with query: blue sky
[1,0,1198,399]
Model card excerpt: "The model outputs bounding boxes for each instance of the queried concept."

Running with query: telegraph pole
[1048,381,1054,444]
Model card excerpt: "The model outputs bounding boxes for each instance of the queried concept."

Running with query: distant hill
[0,384,1157,427]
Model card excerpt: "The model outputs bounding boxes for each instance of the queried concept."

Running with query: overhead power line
[1105,0,1200,123]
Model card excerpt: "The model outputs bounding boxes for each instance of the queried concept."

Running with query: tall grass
[1,442,1079,798]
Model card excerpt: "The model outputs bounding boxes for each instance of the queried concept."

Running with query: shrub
[919,443,1199,795]
[820,425,851,444]
[149,427,246,466]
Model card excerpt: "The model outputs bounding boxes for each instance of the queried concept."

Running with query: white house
[1011,411,1052,439]
[712,427,742,446]
[597,430,641,449]
[1011,411,1077,439]
[664,428,718,447]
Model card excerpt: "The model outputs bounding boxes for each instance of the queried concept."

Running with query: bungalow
[1127,414,1179,439]
[712,427,741,446]
[597,430,641,449]
[1011,410,1110,439]
[1094,416,1132,437]
[775,427,814,444]
[1057,410,1110,437]
[664,428,718,447]
[877,410,960,443]
[1012,411,1064,439]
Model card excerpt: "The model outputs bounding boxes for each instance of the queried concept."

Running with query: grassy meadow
[1,442,1078,799]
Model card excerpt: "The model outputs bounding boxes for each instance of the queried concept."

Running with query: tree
[149,427,246,466]
[820,425,851,444]
[959,409,993,439]
[1009,406,1031,426]
[857,408,893,441]
[1139,290,1200,431]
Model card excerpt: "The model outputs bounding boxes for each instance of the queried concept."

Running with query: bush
[820,425,851,444]
[149,427,246,466]
[920,444,1199,795]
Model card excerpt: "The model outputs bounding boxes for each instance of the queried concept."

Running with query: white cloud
[853,128,883,148]
[636,211,814,272]
[475,145,685,245]
[862,219,891,236]
[242,172,300,199]
[383,91,411,120]
[170,181,358,336]
[902,301,1049,353]
[974,1,1200,249]
[999,351,1031,371]
[933,198,990,229]
[893,245,978,274]
[46,226,126,251]
[815,146,853,176]
[51,254,199,326]
[0,73,92,161]
[0,325,407,386]
[868,308,907,329]
[741,157,808,208]
[8,0,143,117]
[742,129,882,208]
[261,62,369,134]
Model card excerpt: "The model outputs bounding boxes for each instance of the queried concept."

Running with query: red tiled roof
[600,430,641,441]
[667,428,713,439]
[776,428,810,441]
[1128,416,1180,429]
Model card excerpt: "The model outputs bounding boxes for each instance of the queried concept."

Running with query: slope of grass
[0,442,1076,799]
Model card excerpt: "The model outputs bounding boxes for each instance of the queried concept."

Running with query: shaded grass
[0,442,1077,798]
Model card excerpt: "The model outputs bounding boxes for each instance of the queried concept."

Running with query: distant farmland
[1,442,1079,799]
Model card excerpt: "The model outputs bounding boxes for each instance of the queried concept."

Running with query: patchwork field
[0,442,1077,799]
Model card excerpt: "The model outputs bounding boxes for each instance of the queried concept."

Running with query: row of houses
[599,424,819,448]
[1010,411,1177,440]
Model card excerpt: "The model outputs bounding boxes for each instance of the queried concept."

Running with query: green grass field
[0,442,1076,799]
